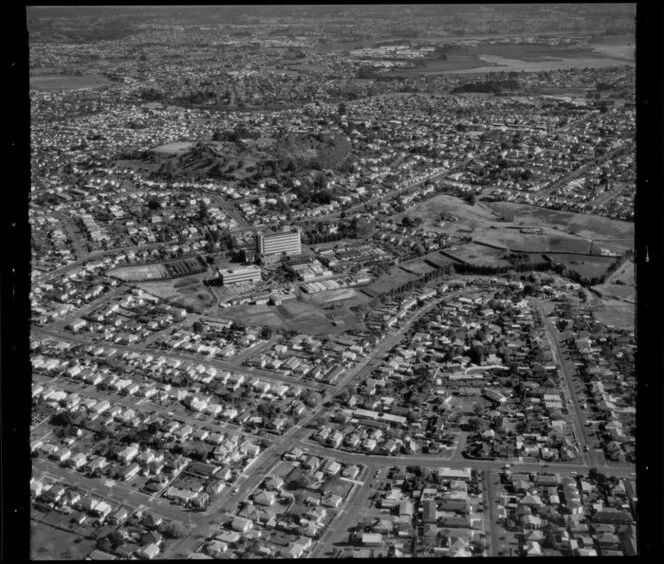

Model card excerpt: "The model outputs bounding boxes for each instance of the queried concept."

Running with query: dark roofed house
[592,509,634,525]
[441,515,471,528]
[423,500,436,523]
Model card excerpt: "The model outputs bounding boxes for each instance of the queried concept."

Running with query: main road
[532,298,599,467]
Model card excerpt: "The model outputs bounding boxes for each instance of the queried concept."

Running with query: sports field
[109,263,169,281]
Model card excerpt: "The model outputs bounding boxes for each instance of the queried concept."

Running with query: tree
[192,321,204,334]
[162,521,188,539]
[467,417,483,432]
[465,193,477,205]
[108,531,125,548]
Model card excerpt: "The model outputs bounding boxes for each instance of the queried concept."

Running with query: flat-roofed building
[255,228,301,257]
[219,265,262,285]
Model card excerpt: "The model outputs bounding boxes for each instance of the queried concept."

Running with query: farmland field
[30,74,110,91]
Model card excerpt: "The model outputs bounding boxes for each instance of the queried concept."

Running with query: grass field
[590,298,635,329]
[363,266,420,297]
[30,74,110,91]
[135,280,182,299]
[31,521,96,560]
[152,141,196,155]
[550,254,617,280]
[308,288,368,306]
[485,202,634,251]
[399,260,438,276]
[446,54,633,75]
[218,304,288,329]
[591,283,636,303]
[446,243,513,268]
[109,263,169,281]
[399,194,500,233]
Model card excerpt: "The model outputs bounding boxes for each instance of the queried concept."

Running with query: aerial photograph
[26,4,638,559]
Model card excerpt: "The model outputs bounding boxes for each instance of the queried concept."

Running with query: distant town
[28,4,636,560]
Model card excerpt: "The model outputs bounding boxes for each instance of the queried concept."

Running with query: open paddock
[485,202,634,251]
[590,298,635,329]
[447,243,513,268]
[548,254,617,280]
[308,288,370,306]
[217,305,288,329]
[398,194,499,233]
[591,283,636,303]
[362,266,420,298]
[399,260,438,277]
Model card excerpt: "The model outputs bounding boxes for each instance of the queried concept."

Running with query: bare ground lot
[30,74,110,91]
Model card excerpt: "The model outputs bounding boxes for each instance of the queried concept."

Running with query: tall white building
[255,228,301,257]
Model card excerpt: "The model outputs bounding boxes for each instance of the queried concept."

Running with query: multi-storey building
[255,228,302,257]
[219,265,262,285]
